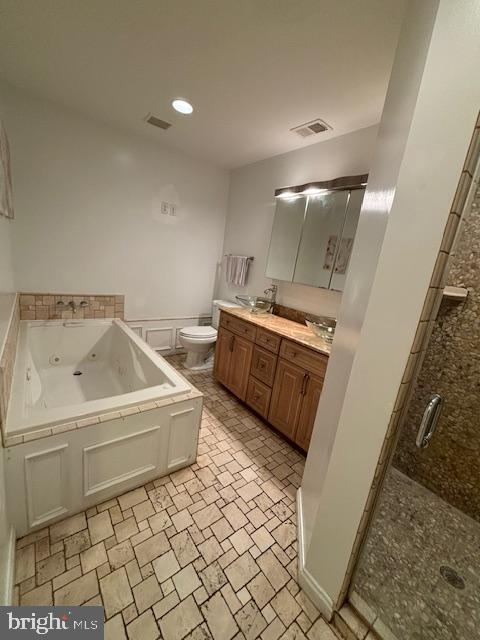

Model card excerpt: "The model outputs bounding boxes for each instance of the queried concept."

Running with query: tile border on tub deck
[3,389,203,448]
[335,111,480,618]
[19,293,125,320]
[0,293,20,438]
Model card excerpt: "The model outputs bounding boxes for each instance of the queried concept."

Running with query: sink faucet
[263,284,277,307]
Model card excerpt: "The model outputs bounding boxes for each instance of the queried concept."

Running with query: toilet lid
[180,325,217,338]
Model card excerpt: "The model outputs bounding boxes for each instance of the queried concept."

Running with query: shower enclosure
[349,172,480,639]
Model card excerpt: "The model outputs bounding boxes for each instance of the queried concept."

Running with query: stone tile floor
[352,468,480,640]
[13,355,341,640]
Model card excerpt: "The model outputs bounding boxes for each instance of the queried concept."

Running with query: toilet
[178,299,240,370]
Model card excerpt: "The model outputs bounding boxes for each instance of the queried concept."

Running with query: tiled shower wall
[19,294,125,320]
[393,181,480,521]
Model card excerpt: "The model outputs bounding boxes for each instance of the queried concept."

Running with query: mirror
[265,185,365,292]
[265,195,306,281]
[330,188,364,291]
[293,190,350,288]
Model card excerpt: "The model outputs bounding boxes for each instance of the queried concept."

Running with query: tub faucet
[67,300,89,314]
[263,284,277,306]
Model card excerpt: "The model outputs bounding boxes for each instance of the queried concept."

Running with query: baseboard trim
[296,488,334,621]
[0,526,16,605]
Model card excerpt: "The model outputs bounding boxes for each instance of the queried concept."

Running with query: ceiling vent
[291,119,331,138]
[144,114,172,130]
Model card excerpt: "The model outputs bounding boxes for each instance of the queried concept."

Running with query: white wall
[0,294,15,603]
[0,217,14,294]
[0,90,16,602]
[218,125,379,317]
[0,81,229,320]
[299,0,480,615]
[0,88,15,294]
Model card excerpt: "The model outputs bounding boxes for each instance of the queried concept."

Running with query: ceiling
[0,0,405,169]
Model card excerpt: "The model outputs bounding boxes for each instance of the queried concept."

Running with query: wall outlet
[161,201,177,216]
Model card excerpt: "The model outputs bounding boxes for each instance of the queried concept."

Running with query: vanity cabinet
[214,311,328,451]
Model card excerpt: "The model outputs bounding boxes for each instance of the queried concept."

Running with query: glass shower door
[349,177,480,640]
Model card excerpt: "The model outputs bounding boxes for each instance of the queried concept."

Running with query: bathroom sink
[305,314,336,343]
[235,295,273,314]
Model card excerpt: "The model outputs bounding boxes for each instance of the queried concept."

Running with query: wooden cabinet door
[214,326,234,386]
[295,373,324,450]
[246,376,272,419]
[268,359,305,439]
[250,345,277,387]
[227,334,254,401]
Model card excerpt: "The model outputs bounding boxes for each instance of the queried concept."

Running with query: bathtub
[3,319,202,536]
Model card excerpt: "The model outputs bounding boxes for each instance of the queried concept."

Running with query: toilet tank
[211,300,240,328]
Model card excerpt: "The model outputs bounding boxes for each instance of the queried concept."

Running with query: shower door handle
[416,393,443,449]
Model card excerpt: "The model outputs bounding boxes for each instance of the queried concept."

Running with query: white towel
[226,255,249,286]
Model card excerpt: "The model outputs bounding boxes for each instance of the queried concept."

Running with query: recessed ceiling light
[172,99,193,114]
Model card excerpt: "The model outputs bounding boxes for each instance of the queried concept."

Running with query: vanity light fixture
[275,174,369,198]
[303,187,329,196]
[277,191,298,199]
[172,98,193,114]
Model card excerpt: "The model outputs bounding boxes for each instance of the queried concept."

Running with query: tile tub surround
[0,293,20,433]
[220,307,332,356]
[394,181,480,521]
[3,389,203,448]
[352,468,480,640]
[19,294,125,320]
[12,355,341,640]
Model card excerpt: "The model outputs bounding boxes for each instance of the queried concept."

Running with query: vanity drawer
[246,376,271,419]
[220,312,256,341]
[256,328,281,354]
[279,339,328,377]
[250,345,277,386]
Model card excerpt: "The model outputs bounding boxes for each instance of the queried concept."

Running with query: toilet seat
[180,326,217,339]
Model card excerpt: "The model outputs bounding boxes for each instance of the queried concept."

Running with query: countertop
[220,306,332,356]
